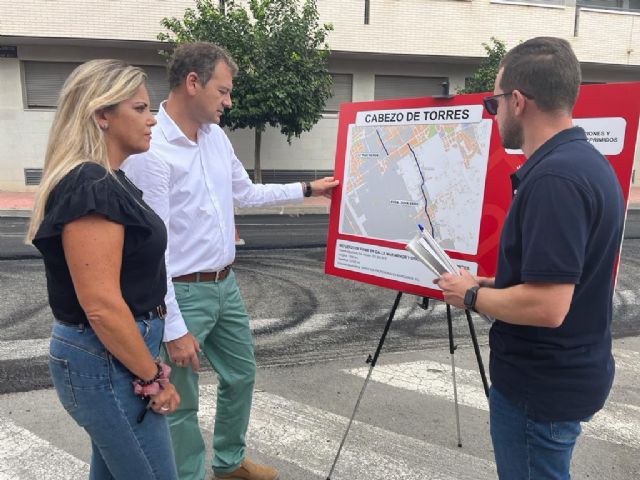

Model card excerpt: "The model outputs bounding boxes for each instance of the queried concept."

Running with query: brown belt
[173,266,232,283]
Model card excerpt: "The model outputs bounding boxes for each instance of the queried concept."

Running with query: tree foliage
[459,37,507,94]
[159,0,334,182]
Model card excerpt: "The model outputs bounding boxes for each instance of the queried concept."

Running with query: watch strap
[304,181,313,197]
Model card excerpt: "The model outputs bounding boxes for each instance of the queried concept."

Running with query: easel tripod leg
[464,309,489,398]
[446,304,463,448]
[325,290,403,480]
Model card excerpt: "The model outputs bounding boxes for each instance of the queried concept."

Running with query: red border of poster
[325,83,640,300]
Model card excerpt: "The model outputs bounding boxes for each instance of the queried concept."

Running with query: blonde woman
[27,59,179,480]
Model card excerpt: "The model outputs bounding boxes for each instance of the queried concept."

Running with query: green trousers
[163,271,256,480]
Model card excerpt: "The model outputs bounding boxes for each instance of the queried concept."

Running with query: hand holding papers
[405,226,494,322]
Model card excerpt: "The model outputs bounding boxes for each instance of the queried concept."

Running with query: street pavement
[1,243,640,479]
[1,338,639,479]
[1,188,639,479]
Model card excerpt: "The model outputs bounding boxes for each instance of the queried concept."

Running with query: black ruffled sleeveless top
[33,162,167,324]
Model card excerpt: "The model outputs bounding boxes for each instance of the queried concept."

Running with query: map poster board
[325,83,640,301]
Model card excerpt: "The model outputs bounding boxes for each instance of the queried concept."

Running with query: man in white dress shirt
[124,42,338,480]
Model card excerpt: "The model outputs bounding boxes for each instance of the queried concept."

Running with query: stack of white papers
[405,228,459,277]
[405,228,494,322]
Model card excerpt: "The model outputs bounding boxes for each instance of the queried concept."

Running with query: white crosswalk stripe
[0,345,638,478]
[198,386,496,480]
[0,339,49,362]
[344,348,640,449]
[0,416,89,479]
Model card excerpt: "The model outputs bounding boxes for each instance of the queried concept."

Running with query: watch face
[464,287,476,308]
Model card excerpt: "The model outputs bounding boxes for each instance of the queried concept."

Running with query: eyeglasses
[483,90,534,115]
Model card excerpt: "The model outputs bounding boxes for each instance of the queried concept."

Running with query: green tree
[159,0,333,183]
[459,37,507,94]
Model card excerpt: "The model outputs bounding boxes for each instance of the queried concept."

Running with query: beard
[499,115,524,150]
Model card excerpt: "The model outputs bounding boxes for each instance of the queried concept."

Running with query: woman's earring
[100,122,109,130]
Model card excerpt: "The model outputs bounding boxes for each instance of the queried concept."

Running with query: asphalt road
[1,215,639,480]
[1,239,639,393]
[1,212,639,393]
[1,209,639,258]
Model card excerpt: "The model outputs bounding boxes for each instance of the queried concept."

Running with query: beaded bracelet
[132,361,171,398]
[138,362,163,386]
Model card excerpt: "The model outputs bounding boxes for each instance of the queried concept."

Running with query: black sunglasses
[483,90,534,115]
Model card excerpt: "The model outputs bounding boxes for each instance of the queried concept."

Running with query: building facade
[1,0,639,191]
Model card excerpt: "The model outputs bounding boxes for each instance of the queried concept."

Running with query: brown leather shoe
[214,458,279,480]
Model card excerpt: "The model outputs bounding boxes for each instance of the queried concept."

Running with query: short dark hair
[168,42,238,90]
[499,37,581,113]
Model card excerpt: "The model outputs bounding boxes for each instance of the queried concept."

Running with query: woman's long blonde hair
[27,59,147,242]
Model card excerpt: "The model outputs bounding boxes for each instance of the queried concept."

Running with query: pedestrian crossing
[345,350,640,449]
[0,343,638,479]
[0,416,89,479]
[198,386,496,480]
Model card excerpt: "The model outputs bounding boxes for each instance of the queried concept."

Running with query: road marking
[0,233,29,238]
[198,385,496,480]
[584,402,640,448]
[1,298,637,362]
[612,347,640,370]
[0,339,49,361]
[344,358,640,449]
[616,289,640,304]
[0,416,88,479]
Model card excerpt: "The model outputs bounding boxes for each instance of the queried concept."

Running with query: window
[23,61,78,108]
[374,75,448,101]
[23,61,169,110]
[578,0,640,11]
[324,73,353,113]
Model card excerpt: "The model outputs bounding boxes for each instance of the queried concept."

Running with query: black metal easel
[325,292,489,480]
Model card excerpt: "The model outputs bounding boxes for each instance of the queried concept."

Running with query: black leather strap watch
[463,285,481,312]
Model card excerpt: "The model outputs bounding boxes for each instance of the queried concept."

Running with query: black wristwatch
[303,181,313,197]
[463,286,481,312]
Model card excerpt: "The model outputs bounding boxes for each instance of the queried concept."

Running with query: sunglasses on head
[483,90,534,115]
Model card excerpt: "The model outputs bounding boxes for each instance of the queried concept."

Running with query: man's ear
[185,72,200,96]
[512,90,528,116]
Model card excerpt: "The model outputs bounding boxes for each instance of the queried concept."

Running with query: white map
[338,120,492,254]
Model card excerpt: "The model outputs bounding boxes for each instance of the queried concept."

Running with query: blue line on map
[407,142,435,237]
[376,129,389,156]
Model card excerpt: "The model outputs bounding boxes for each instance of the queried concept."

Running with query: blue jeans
[49,318,178,480]
[490,386,591,480]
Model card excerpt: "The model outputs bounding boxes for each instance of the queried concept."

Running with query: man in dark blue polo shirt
[436,37,625,479]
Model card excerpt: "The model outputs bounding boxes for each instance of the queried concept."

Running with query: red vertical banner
[325,83,640,300]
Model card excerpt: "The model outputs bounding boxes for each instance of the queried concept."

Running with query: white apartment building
[1,0,639,191]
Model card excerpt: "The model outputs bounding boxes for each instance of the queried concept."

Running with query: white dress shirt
[123,104,303,341]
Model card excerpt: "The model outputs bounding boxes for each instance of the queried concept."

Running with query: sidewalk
[1,186,639,217]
